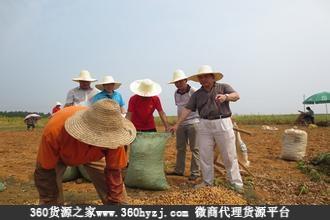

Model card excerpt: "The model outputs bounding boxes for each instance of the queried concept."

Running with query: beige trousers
[197,118,243,187]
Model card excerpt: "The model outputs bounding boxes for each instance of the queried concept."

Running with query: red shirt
[52,106,61,114]
[127,95,163,131]
[37,106,127,170]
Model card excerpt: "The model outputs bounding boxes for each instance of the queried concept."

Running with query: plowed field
[0,125,329,205]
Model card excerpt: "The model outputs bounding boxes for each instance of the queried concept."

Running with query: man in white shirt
[64,70,99,107]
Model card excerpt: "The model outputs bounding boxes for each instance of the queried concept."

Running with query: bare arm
[170,107,192,133]
[158,111,170,131]
[215,92,240,103]
[125,112,132,121]
[120,107,126,115]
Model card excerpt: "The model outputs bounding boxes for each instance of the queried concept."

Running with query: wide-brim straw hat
[188,65,223,82]
[168,69,188,84]
[72,70,97,82]
[65,99,136,149]
[95,75,122,90]
[130,79,162,97]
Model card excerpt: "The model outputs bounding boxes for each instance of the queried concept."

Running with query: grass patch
[297,183,309,196]
[155,114,328,126]
[214,176,263,205]
[297,152,330,183]
[1,114,328,131]
[0,116,49,131]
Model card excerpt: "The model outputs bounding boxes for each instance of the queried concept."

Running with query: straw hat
[188,65,223,82]
[168,69,188,84]
[72,70,97,82]
[130,79,162,97]
[65,99,136,149]
[95,76,122,90]
[56,101,62,106]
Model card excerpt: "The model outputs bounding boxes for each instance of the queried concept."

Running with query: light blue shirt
[91,90,125,107]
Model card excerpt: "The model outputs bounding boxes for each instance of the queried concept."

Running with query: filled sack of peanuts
[281,128,307,161]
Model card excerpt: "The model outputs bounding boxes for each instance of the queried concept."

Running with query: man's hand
[170,107,191,134]
[169,124,178,134]
[215,94,228,103]
[164,124,171,132]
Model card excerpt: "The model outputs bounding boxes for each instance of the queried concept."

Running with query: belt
[201,114,231,120]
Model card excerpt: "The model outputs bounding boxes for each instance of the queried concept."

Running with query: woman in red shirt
[126,79,170,132]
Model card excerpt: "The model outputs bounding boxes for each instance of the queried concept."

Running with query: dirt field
[0,125,329,205]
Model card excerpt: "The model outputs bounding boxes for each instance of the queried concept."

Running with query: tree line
[0,111,50,117]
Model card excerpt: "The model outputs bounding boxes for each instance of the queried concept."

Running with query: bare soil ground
[0,125,329,205]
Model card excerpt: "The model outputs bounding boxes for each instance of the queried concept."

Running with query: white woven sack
[281,129,307,161]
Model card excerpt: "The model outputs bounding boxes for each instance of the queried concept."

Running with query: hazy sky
[1,0,329,115]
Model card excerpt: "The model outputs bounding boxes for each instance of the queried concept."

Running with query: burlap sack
[281,129,307,161]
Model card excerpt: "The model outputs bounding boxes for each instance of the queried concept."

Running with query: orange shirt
[37,106,127,170]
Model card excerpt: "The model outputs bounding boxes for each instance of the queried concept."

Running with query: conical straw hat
[65,99,136,149]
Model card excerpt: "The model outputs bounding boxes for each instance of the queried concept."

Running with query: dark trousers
[34,159,127,205]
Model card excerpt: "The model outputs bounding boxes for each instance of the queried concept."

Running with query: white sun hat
[72,70,97,82]
[56,101,62,106]
[130,79,162,97]
[168,69,188,84]
[95,76,122,90]
[188,65,223,82]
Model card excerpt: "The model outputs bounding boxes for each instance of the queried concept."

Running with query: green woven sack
[62,166,79,182]
[78,165,91,182]
[125,132,171,190]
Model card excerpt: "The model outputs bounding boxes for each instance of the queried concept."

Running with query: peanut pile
[128,186,247,205]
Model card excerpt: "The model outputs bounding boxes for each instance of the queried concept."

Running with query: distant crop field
[155,114,329,126]
[0,116,49,131]
[0,114,328,131]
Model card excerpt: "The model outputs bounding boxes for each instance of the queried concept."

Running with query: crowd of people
[34,65,250,204]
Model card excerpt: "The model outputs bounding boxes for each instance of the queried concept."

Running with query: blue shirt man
[92,90,125,107]
[92,76,126,114]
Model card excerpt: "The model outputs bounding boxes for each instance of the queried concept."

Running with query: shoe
[188,175,199,181]
[193,182,211,189]
[166,171,184,176]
